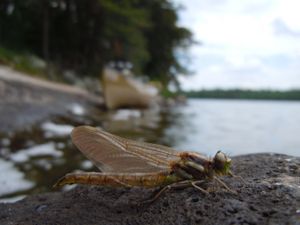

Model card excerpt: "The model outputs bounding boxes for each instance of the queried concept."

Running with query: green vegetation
[184,89,300,101]
[161,88,179,98]
[0,0,192,86]
[0,46,47,77]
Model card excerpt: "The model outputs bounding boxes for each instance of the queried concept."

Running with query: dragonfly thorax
[171,152,213,180]
[172,151,232,180]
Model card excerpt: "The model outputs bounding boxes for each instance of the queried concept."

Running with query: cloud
[175,0,300,90]
[272,18,300,37]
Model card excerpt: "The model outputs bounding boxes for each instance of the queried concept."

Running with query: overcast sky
[175,0,300,90]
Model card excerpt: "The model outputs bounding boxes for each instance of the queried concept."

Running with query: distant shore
[184,89,300,101]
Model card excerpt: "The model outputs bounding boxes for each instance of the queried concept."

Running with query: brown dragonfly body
[54,126,233,197]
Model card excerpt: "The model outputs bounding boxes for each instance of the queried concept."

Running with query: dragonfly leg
[142,180,210,204]
[229,171,246,185]
[213,176,237,194]
[191,181,209,195]
[143,185,172,204]
[140,180,191,205]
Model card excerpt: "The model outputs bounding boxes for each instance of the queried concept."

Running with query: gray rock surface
[0,153,299,225]
[0,65,103,133]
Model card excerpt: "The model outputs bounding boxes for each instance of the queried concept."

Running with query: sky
[175,0,300,90]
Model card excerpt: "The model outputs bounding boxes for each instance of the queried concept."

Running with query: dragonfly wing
[71,126,180,173]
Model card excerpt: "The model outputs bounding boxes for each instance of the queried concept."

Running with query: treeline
[184,89,300,100]
[0,0,192,86]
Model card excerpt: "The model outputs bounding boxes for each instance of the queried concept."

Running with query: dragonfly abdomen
[54,171,180,188]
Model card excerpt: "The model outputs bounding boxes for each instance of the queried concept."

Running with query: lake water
[1,99,300,202]
[167,99,300,157]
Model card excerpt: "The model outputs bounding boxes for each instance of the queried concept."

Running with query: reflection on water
[9,142,62,163]
[0,99,300,202]
[0,159,34,198]
[41,122,74,137]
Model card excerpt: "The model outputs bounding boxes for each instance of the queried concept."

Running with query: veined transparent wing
[71,126,180,173]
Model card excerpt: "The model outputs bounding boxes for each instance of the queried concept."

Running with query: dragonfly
[54,126,236,202]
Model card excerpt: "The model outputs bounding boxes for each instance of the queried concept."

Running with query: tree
[0,0,193,87]
[142,0,193,87]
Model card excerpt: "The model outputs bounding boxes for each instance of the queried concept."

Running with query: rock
[102,68,158,109]
[0,153,299,225]
[0,65,104,133]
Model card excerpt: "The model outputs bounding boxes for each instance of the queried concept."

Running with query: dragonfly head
[212,151,231,175]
